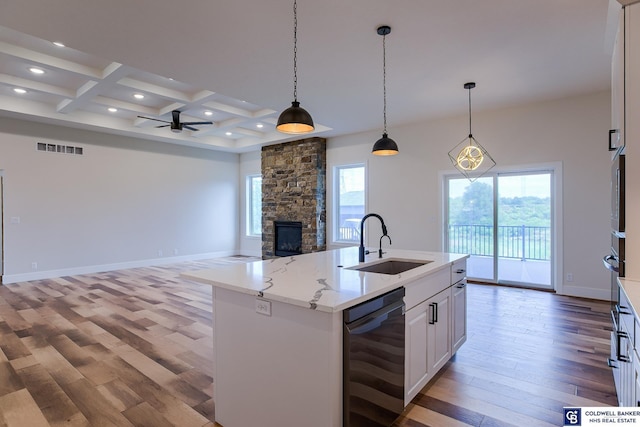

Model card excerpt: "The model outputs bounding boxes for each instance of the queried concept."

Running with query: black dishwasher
[343,287,405,427]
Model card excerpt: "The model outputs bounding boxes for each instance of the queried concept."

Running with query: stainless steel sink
[347,259,432,275]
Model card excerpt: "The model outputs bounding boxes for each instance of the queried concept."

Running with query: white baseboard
[558,284,611,301]
[2,250,237,284]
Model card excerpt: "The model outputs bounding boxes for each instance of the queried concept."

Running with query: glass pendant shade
[277,101,314,134]
[372,133,399,156]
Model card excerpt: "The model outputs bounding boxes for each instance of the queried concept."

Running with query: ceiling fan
[137,110,213,133]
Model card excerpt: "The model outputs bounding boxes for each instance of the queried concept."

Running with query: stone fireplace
[261,137,326,258]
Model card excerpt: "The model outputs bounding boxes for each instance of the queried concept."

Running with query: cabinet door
[611,8,624,152]
[620,324,634,407]
[452,281,467,354]
[634,349,640,407]
[428,289,451,374]
[405,300,429,404]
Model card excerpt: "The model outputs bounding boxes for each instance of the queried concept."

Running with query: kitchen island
[182,247,468,427]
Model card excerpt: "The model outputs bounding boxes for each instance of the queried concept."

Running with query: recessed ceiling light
[204,111,213,116]
[13,88,27,94]
[225,132,232,136]
[133,93,145,99]
[52,41,65,47]
[256,123,264,128]
[108,107,118,113]
[29,67,45,75]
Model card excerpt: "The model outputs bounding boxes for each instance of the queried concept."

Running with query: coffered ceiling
[0,0,619,153]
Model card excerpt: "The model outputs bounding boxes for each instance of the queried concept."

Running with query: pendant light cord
[468,86,472,138]
[382,31,387,134]
[292,0,298,102]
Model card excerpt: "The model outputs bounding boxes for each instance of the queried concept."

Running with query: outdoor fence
[448,224,550,261]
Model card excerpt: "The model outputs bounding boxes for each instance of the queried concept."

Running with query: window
[247,174,262,237]
[334,164,365,243]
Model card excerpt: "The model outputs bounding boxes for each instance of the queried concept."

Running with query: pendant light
[372,25,398,156]
[447,82,495,181]
[277,0,314,134]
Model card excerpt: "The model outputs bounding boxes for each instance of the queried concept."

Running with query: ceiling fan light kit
[277,0,315,135]
[372,25,398,156]
[447,82,495,181]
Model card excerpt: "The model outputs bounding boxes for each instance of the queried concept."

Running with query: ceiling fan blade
[155,124,170,128]
[183,125,200,131]
[182,121,213,126]
[138,115,171,124]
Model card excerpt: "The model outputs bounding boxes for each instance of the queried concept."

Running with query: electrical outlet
[255,298,272,316]
[566,273,573,282]
[31,262,38,270]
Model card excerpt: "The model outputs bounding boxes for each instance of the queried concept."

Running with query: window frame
[332,163,366,244]
[246,174,262,238]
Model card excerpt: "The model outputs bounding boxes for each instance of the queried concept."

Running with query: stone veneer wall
[261,137,326,258]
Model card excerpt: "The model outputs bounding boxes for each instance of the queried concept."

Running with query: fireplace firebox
[274,221,303,257]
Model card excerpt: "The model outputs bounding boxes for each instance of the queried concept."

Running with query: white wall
[0,117,239,283]
[325,91,611,299]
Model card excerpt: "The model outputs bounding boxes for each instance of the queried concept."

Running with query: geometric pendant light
[447,82,495,181]
[372,25,398,156]
[276,0,315,134]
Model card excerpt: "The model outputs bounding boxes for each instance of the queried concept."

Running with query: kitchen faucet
[359,213,391,262]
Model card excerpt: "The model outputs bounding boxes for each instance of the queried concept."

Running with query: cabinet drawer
[620,286,635,346]
[451,259,467,285]
[405,268,450,310]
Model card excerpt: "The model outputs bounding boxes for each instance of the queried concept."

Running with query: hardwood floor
[0,260,616,426]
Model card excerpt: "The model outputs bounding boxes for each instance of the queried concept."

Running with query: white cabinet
[611,8,625,153]
[451,258,467,354]
[428,289,452,374]
[619,318,634,406]
[404,259,467,405]
[452,281,467,353]
[622,2,640,277]
[405,299,429,401]
[615,284,638,407]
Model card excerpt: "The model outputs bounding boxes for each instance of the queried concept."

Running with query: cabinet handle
[433,302,438,323]
[608,358,618,368]
[457,282,467,289]
[618,331,631,362]
[609,129,619,151]
[428,303,435,325]
[618,304,632,316]
[456,269,465,274]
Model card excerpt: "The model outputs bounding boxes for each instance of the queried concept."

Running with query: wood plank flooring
[0,259,617,427]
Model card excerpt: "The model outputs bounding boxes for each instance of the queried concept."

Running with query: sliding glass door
[445,170,553,289]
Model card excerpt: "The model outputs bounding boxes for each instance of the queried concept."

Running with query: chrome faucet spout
[359,213,389,262]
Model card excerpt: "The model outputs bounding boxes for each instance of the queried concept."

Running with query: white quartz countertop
[619,278,640,316]
[182,247,468,313]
